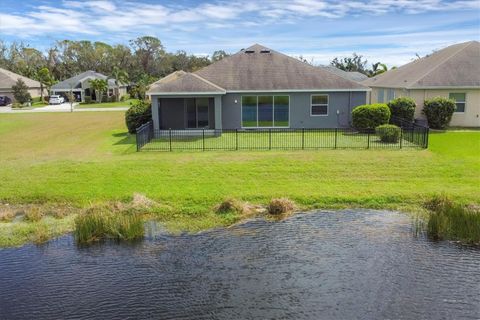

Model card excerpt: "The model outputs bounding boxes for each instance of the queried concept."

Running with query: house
[146,44,369,131]
[51,70,128,102]
[0,67,44,102]
[364,41,480,127]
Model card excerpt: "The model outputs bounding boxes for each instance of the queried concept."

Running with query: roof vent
[260,49,271,53]
[245,50,255,53]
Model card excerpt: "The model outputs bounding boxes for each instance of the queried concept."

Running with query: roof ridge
[189,73,226,92]
[408,41,473,88]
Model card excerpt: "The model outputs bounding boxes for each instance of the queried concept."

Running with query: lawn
[0,112,479,246]
[76,99,138,109]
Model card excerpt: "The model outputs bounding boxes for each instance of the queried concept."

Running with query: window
[241,95,289,127]
[311,95,328,116]
[387,89,395,101]
[378,89,384,103]
[186,98,209,128]
[449,93,466,112]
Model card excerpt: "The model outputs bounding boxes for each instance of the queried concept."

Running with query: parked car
[0,96,12,106]
[49,95,65,105]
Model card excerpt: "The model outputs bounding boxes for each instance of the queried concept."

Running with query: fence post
[169,128,172,152]
[335,128,338,149]
[425,128,429,149]
[236,129,239,150]
[367,131,370,149]
[269,129,272,150]
[302,128,305,150]
[202,129,205,151]
[400,129,403,149]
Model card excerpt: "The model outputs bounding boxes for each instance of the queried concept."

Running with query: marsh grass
[425,196,480,245]
[0,210,15,222]
[24,207,44,222]
[267,198,295,215]
[74,205,144,244]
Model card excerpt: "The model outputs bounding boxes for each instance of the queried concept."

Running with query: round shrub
[352,104,391,131]
[376,124,401,143]
[387,97,416,123]
[125,100,152,133]
[422,97,456,129]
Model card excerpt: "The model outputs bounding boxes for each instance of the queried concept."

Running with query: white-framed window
[449,93,466,113]
[241,95,289,128]
[311,95,328,116]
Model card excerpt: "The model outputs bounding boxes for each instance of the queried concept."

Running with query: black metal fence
[136,121,429,152]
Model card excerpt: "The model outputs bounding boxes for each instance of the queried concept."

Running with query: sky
[0,0,479,67]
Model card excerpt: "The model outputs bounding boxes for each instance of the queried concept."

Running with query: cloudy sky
[1,0,479,67]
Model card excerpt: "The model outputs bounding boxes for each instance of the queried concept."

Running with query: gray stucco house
[51,70,128,102]
[147,44,369,130]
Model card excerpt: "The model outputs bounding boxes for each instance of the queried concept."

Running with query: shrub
[422,97,456,129]
[376,124,401,143]
[108,94,117,103]
[11,102,23,109]
[120,94,131,101]
[387,97,416,123]
[267,198,295,215]
[12,79,31,104]
[84,96,92,104]
[24,207,44,222]
[125,100,152,133]
[352,104,390,131]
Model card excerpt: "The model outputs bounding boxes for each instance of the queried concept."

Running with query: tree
[330,53,368,74]
[12,79,31,104]
[66,90,76,112]
[212,50,229,62]
[89,79,108,103]
[129,74,155,100]
[110,67,129,101]
[130,36,165,75]
[36,67,56,101]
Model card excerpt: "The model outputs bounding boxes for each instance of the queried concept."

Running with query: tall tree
[89,79,108,103]
[129,36,165,76]
[110,67,129,101]
[211,50,229,62]
[330,53,368,74]
[36,67,56,101]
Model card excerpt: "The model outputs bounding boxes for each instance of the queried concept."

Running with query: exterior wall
[370,87,480,127]
[221,91,367,129]
[0,87,45,102]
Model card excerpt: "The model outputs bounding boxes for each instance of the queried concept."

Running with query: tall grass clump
[74,206,144,244]
[425,196,480,245]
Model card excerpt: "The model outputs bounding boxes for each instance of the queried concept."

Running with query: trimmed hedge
[422,97,456,129]
[125,100,152,133]
[352,103,391,131]
[387,97,416,122]
[376,124,401,143]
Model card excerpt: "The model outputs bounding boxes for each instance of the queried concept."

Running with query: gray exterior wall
[152,91,367,130]
[221,91,366,129]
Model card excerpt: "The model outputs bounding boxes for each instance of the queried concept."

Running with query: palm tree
[110,67,129,101]
[89,79,108,103]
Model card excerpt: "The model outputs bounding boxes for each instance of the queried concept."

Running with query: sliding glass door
[186,98,209,128]
[241,95,289,128]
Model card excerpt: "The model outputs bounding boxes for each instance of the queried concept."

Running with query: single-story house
[0,67,45,102]
[364,41,480,127]
[51,70,128,102]
[146,44,369,130]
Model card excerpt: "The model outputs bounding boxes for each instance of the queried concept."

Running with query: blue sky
[1,0,479,67]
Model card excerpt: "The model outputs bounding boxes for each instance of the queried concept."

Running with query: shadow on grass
[113,132,136,146]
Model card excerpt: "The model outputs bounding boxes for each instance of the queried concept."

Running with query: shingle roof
[363,41,480,89]
[194,44,368,91]
[0,67,41,89]
[319,65,369,82]
[148,71,226,94]
[51,70,122,90]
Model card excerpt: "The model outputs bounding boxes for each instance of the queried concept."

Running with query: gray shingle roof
[51,70,122,90]
[148,71,226,94]
[0,67,41,89]
[319,65,369,82]
[363,41,480,89]
[148,44,368,94]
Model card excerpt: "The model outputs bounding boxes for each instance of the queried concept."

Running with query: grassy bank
[0,112,479,247]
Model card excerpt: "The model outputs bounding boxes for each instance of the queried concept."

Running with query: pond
[1,210,479,319]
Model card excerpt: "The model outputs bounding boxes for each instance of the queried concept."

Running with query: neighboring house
[147,44,369,130]
[0,67,44,102]
[51,70,128,102]
[319,65,369,82]
[364,41,480,127]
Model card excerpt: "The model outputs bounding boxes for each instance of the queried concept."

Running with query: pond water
[1,210,479,320]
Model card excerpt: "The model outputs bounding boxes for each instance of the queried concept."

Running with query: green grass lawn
[0,112,478,246]
[76,99,138,109]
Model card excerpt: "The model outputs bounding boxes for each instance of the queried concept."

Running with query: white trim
[147,91,226,96]
[369,85,480,90]
[310,94,329,116]
[230,89,369,93]
[240,95,290,128]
